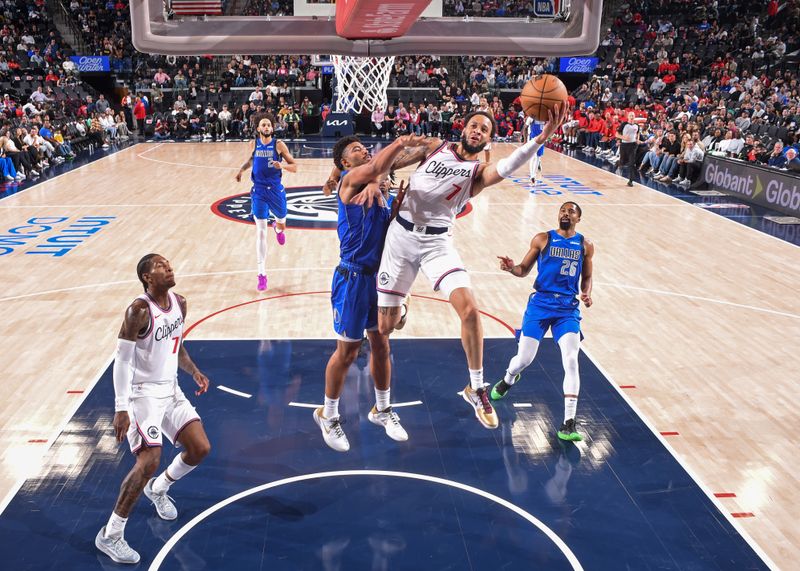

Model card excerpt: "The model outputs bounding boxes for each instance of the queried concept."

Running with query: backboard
[130,0,603,57]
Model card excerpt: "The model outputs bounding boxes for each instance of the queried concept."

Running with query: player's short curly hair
[137,253,159,292]
[332,135,362,171]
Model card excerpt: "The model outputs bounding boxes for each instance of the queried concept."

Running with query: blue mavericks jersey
[251,137,283,192]
[533,230,584,301]
[529,120,544,139]
[337,171,393,271]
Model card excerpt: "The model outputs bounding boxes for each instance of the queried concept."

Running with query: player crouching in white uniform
[374,105,570,430]
[96,254,211,565]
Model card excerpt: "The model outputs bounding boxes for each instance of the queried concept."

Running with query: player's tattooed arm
[580,239,594,307]
[276,140,298,173]
[391,139,439,170]
[118,299,150,341]
[323,166,341,196]
[235,140,257,181]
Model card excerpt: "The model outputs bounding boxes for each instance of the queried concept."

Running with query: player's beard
[559,218,571,231]
[461,135,486,155]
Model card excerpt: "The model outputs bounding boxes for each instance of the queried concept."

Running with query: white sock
[557,333,581,422]
[323,396,339,419]
[105,512,127,539]
[505,335,540,383]
[152,454,197,494]
[529,154,541,180]
[469,368,484,390]
[255,217,269,275]
[375,388,390,412]
[274,218,286,234]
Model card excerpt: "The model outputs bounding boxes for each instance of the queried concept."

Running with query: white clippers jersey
[401,142,480,227]
[132,291,184,390]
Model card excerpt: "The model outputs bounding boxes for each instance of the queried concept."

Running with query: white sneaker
[368,406,408,441]
[95,527,140,564]
[143,478,178,520]
[313,407,350,452]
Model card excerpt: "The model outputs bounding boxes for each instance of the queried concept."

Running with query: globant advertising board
[702,155,800,217]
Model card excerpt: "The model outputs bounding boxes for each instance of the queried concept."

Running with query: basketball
[519,75,569,121]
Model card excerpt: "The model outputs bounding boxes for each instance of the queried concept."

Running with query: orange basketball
[520,75,569,121]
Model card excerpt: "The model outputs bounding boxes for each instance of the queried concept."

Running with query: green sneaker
[490,374,520,400]
[557,418,582,442]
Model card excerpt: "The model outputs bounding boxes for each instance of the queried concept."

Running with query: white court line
[579,346,779,570]
[487,202,684,207]
[217,385,252,398]
[147,470,583,571]
[288,402,319,409]
[0,350,115,516]
[392,400,423,407]
[513,403,533,408]
[0,144,143,203]
[3,259,796,322]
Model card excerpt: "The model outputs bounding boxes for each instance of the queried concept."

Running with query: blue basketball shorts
[251,186,287,220]
[520,294,581,342]
[331,268,378,342]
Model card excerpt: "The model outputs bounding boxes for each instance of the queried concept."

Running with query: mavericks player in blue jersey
[235,114,297,291]
[491,202,595,441]
[525,115,546,184]
[314,134,424,452]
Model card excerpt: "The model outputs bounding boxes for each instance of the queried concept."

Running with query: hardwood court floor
[0,141,797,568]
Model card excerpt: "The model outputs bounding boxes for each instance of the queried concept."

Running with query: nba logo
[533,0,557,17]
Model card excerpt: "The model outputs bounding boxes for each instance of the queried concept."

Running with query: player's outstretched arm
[176,295,209,395]
[474,104,570,193]
[580,240,594,307]
[390,137,441,170]
[112,300,149,442]
[275,140,298,173]
[498,232,548,278]
[344,134,428,189]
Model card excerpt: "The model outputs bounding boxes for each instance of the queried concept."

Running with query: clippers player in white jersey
[374,105,570,429]
[96,254,211,565]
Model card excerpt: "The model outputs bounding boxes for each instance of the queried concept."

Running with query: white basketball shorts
[126,384,200,453]
[377,219,471,306]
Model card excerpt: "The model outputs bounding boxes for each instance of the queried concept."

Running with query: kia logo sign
[326,119,349,126]
[559,57,599,74]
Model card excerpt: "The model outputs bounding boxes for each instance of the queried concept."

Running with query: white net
[330,55,396,114]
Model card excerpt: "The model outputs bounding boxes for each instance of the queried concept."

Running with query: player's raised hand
[497,255,515,272]
[580,292,593,308]
[322,178,338,196]
[351,182,387,209]
[193,371,210,395]
[391,180,407,220]
[113,411,130,443]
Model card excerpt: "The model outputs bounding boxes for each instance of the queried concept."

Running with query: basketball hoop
[330,55,395,114]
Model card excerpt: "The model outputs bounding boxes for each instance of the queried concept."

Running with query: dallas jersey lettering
[132,291,184,395]
[337,171,393,271]
[401,142,479,227]
[533,230,584,310]
[251,137,283,193]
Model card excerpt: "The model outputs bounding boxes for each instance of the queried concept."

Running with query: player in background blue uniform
[314,133,425,452]
[235,114,297,291]
[491,202,595,441]
[525,116,546,184]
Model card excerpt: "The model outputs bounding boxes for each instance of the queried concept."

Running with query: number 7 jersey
[401,142,480,227]
[132,291,185,388]
[533,230,584,302]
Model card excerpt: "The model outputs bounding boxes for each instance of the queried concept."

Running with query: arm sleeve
[113,339,136,412]
[496,138,543,178]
